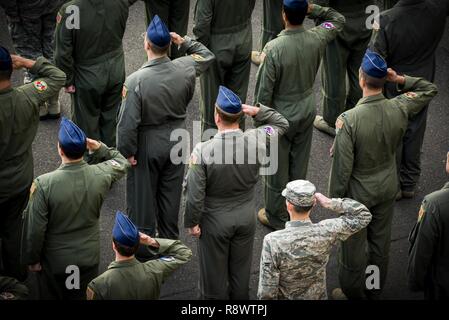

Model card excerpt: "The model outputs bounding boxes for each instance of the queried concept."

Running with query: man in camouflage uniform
[255,0,345,230]
[87,212,192,300]
[1,0,66,119]
[184,86,289,300]
[408,151,449,300]
[329,50,438,299]
[193,0,256,132]
[0,48,66,281]
[258,180,371,300]
[22,119,130,300]
[313,0,375,137]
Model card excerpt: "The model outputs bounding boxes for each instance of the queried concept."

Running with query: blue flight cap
[147,15,171,47]
[0,46,12,72]
[361,49,388,78]
[58,117,87,155]
[112,211,140,247]
[283,0,308,10]
[216,86,242,114]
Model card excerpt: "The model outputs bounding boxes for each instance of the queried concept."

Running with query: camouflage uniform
[258,180,372,300]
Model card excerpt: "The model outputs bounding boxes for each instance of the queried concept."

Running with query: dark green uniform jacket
[329,76,438,205]
[0,276,29,300]
[1,0,65,17]
[22,143,130,274]
[408,182,449,299]
[88,239,192,299]
[0,57,66,201]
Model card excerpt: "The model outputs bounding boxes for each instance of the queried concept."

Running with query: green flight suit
[116,37,214,240]
[260,0,284,51]
[54,0,134,147]
[0,276,29,300]
[22,143,130,300]
[0,57,65,281]
[317,0,374,128]
[255,4,345,230]
[87,239,192,299]
[184,104,289,299]
[193,0,256,132]
[143,0,191,59]
[329,76,438,299]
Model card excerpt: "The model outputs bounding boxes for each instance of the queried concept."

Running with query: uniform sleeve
[145,239,193,281]
[254,48,276,108]
[0,276,29,300]
[408,201,439,291]
[328,115,354,198]
[178,36,215,76]
[393,76,438,119]
[253,104,290,137]
[319,198,372,243]
[183,145,207,228]
[22,180,48,266]
[193,0,214,47]
[257,236,280,300]
[116,77,142,159]
[88,143,130,184]
[21,57,66,106]
[369,14,389,59]
[54,5,75,86]
[309,4,346,44]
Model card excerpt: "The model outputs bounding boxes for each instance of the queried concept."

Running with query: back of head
[146,15,171,55]
[58,117,87,160]
[215,86,243,126]
[360,49,388,90]
[283,0,308,26]
[112,211,140,257]
[0,46,13,82]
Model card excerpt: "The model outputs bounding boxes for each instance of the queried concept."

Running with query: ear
[112,241,117,252]
[214,109,220,125]
[286,200,291,211]
[144,37,150,51]
[57,143,64,157]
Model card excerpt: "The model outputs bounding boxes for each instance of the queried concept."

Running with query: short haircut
[0,69,12,81]
[60,143,86,160]
[147,36,170,55]
[215,106,243,125]
[360,69,386,90]
[283,5,308,26]
[113,238,139,257]
[292,203,313,214]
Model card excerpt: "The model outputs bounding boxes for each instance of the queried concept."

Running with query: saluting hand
[11,55,35,70]
[315,193,332,209]
[86,138,101,152]
[386,68,405,85]
[170,32,185,46]
[188,225,201,238]
[139,232,160,248]
[242,104,260,117]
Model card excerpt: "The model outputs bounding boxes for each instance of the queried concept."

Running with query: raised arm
[173,34,215,76]
[309,3,346,44]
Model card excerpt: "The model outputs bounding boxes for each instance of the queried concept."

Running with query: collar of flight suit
[107,257,140,270]
[213,129,243,139]
[140,56,171,70]
[59,160,87,170]
[278,26,306,37]
[357,93,386,106]
[285,219,312,228]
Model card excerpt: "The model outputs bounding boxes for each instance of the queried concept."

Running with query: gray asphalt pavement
[1,1,448,300]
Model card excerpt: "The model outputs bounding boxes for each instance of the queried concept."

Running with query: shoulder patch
[335,118,344,130]
[418,205,426,222]
[56,12,62,24]
[320,22,336,30]
[188,153,198,168]
[191,54,205,62]
[122,85,128,99]
[405,92,418,99]
[159,256,175,262]
[0,292,15,300]
[86,287,95,300]
[33,80,48,92]
[264,126,275,136]
[108,160,121,168]
[30,182,36,197]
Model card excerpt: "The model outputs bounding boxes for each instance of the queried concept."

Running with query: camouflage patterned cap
[281,180,316,207]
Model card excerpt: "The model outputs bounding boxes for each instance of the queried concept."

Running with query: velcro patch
[122,85,128,99]
[405,92,418,99]
[264,126,274,136]
[191,54,205,62]
[321,22,336,30]
[335,118,344,130]
[33,80,48,92]
[159,256,175,262]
